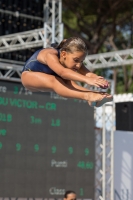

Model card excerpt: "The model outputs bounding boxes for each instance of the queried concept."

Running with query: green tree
[63,0,133,53]
[62,0,133,93]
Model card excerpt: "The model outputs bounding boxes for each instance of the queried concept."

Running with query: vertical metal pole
[111,102,114,200]
[59,0,62,23]
[44,23,47,47]
[59,0,63,41]
[43,0,63,47]
[43,0,49,47]
[110,80,114,200]
[102,105,106,200]
[52,0,55,43]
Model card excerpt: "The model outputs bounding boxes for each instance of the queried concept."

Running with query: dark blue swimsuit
[21,48,60,76]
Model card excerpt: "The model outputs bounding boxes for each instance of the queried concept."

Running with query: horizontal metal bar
[0,8,43,21]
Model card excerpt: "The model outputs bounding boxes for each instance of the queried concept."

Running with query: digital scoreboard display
[0,81,95,199]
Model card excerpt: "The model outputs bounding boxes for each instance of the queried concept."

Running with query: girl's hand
[85,76,109,88]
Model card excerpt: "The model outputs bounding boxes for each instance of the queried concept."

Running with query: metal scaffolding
[44,0,63,47]
[95,104,115,200]
[85,48,133,70]
[0,59,23,82]
[0,0,63,53]
[0,28,44,53]
[0,8,43,21]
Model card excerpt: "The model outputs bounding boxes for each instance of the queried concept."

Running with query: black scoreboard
[0,81,95,199]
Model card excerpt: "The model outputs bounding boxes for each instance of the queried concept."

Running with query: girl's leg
[21,72,112,103]
[65,80,89,91]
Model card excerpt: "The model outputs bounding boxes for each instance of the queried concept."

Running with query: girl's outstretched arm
[38,48,108,88]
[37,49,104,88]
[38,49,91,83]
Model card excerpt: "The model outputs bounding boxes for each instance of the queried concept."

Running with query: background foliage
[62,0,133,93]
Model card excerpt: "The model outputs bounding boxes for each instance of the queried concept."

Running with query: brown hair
[64,190,76,198]
[57,37,88,54]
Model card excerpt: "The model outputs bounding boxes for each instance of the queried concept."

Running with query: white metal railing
[0,28,44,53]
[85,48,133,69]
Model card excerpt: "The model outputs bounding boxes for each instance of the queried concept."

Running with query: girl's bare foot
[88,93,113,107]
[95,95,113,107]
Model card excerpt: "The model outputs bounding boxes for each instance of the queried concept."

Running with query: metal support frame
[0,0,63,53]
[85,48,133,70]
[0,8,43,21]
[94,103,115,200]
[94,79,115,200]
[94,128,103,200]
[43,0,63,47]
[0,60,23,82]
[0,28,44,53]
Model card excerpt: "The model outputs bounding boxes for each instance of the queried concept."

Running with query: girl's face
[60,51,86,71]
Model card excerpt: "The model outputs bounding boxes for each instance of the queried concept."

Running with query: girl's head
[57,37,88,71]
[57,37,88,54]
[64,190,76,200]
